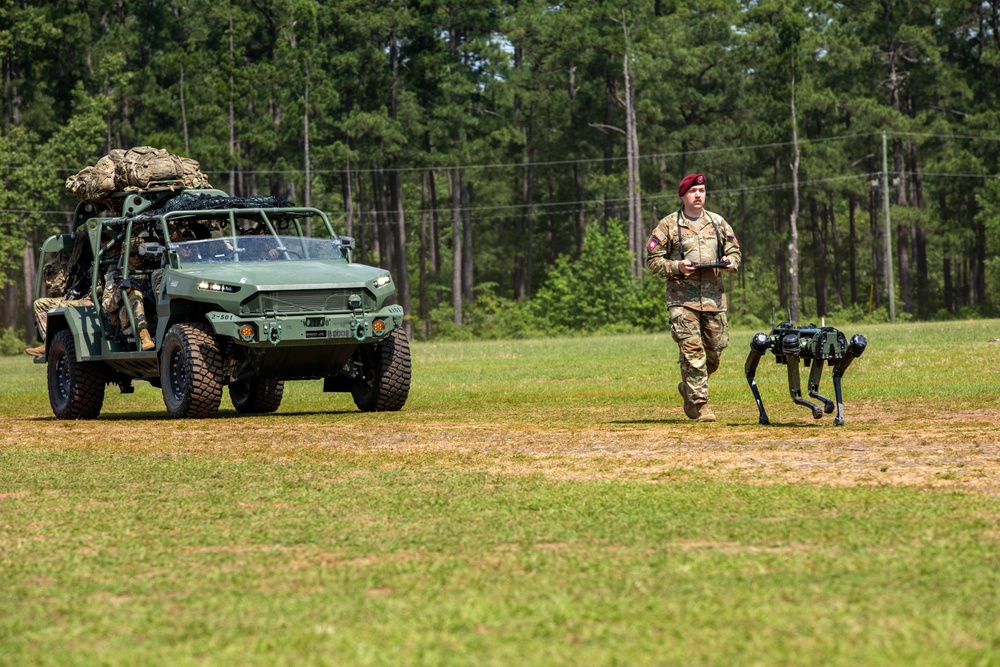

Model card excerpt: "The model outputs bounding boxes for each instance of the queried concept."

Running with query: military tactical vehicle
[33,188,410,419]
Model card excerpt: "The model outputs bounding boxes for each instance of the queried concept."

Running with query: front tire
[229,377,284,414]
[47,330,105,420]
[351,327,411,412]
[160,322,224,418]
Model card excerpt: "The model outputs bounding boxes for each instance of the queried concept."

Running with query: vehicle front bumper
[205,304,404,346]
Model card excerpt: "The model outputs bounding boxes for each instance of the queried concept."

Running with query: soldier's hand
[678,259,696,276]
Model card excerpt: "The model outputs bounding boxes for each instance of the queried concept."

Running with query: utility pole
[881,131,895,323]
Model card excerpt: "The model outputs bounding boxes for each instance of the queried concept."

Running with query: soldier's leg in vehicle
[670,306,709,405]
[702,312,730,378]
[127,289,148,331]
[32,297,64,341]
[127,288,155,350]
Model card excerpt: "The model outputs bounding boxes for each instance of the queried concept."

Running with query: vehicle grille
[240,289,376,315]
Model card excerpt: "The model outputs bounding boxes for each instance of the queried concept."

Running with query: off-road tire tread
[48,330,105,420]
[230,377,285,414]
[160,322,223,418]
[352,327,411,412]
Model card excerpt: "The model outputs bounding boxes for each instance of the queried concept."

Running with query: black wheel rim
[55,353,70,404]
[167,348,187,401]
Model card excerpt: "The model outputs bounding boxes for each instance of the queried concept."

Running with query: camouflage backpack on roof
[65,147,211,203]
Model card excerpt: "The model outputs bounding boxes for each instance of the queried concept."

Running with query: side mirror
[338,236,356,250]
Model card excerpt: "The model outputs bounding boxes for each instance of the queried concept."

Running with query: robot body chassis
[745,323,867,426]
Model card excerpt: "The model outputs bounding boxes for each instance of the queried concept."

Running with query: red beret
[678,173,706,197]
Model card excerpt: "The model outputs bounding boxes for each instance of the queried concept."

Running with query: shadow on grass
[611,418,825,428]
[28,409,361,422]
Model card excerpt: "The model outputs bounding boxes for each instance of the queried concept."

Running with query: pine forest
[2,0,1000,343]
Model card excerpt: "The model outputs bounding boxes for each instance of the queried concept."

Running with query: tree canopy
[3,0,999,341]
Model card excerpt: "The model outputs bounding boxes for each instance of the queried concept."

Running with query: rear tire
[351,327,411,412]
[160,322,223,418]
[47,330,105,420]
[229,377,284,414]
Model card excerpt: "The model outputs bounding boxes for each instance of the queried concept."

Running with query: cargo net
[133,194,300,221]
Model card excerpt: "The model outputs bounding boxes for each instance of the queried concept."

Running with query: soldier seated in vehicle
[100,234,159,351]
[25,236,94,357]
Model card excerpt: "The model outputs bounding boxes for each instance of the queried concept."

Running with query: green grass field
[2,320,999,665]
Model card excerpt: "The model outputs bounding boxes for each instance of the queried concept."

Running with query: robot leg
[831,334,868,426]
[745,333,770,425]
[807,359,835,415]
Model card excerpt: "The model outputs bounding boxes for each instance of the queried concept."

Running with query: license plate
[329,329,350,338]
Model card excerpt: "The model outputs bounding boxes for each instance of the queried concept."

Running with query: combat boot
[25,344,46,357]
[694,403,716,423]
[138,327,155,351]
[678,383,699,420]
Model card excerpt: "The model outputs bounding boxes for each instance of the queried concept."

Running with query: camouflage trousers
[668,306,730,405]
[102,272,161,336]
[33,295,93,341]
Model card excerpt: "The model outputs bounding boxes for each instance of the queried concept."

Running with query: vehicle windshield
[171,235,345,265]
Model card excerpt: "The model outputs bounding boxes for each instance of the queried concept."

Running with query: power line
[0,130,953,177]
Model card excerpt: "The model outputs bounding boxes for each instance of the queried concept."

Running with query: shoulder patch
[647,237,660,252]
[727,232,740,246]
[652,228,667,244]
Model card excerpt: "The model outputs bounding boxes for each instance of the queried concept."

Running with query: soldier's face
[682,185,706,212]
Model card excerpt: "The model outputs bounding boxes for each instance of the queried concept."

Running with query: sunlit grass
[1,320,999,665]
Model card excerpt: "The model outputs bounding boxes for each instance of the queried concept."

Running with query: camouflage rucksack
[65,151,121,201]
[121,146,185,190]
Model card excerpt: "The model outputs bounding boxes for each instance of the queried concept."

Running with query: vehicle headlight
[374,275,392,288]
[197,281,239,293]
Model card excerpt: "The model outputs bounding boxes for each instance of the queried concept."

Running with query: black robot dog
[744,321,867,426]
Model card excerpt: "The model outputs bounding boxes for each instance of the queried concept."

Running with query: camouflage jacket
[644,208,741,312]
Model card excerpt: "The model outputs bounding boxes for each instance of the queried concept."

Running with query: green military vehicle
[33,188,410,419]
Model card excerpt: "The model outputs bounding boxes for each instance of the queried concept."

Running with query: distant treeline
[2,0,999,341]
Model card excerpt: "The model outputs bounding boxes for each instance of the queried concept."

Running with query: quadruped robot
[744,319,867,426]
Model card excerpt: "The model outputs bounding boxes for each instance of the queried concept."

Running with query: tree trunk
[461,180,473,304]
[374,170,392,271]
[943,257,954,314]
[426,162,441,306]
[569,65,585,252]
[869,188,882,309]
[848,194,858,305]
[228,1,237,196]
[303,62,312,210]
[603,75,616,224]
[343,154,354,238]
[974,220,987,305]
[829,202,843,309]
[621,12,642,276]
[450,168,462,325]
[788,53,801,323]
[810,199,827,317]
[391,170,410,335]
[22,244,36,343]
[355,166,367,264]
[897,223,911,314]
[3,280,17,335]
[419,172,431,338]
[774,156,787,310]
[915,222,928,319]
[180,59,189,153]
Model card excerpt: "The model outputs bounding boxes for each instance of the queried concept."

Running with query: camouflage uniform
[645,208,741,411]
[32,294,94,342]
[101,267,162,349]
[26,248,92,355]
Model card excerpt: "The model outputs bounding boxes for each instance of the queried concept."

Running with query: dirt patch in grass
[2,402,998,496]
